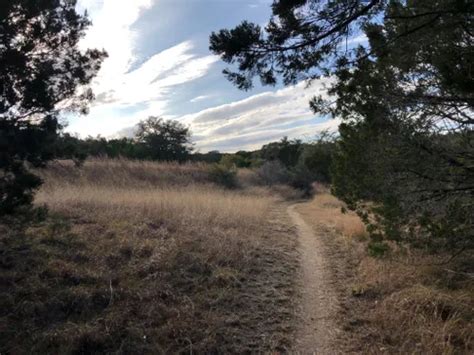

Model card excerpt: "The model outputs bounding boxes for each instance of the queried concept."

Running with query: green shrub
[368,240,390,258]
[208,163,237,188]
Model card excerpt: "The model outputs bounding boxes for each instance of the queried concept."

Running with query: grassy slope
[296,188,473,354]
[0,159,298,353]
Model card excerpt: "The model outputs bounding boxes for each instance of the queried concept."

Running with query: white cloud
[112,78,339,152]
[77,0,218,108]
[78,0,154,87]
[194,119,340,152]
[190,95,213,103]
[347,33,368,44]
[99,41,218,107]
[177,78,338,151]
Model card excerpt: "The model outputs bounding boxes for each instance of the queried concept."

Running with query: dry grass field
[296,187,473,354]
[2,159,472,354]
[0,158,299,353]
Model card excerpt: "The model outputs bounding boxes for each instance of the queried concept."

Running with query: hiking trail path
[287,204,341,354]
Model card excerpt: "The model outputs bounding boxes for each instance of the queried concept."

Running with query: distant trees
[0,0,106,215]
[210,0,474,252]
[254,135,336,192]
[53,117,193,163]
[192,150,223,164]
[260,137,302,168]
[135,117,193,162]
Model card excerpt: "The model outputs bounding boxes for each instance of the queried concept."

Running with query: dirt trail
[288,204,341,354]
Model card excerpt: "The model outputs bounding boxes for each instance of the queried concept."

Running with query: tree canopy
[210,0,474,252]
[135,117,193,162]
[0,0,106,215]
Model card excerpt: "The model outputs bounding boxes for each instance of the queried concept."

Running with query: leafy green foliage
[296,131,335,184]
[220,153,252,168]
[192,150,223,164]
[256,134,336,192]
[0,0,106,215]
[208,163,238,188]
[368,240,390,258]
[260,137,302,168]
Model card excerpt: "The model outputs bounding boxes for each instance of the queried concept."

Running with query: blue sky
[68,0,344,152]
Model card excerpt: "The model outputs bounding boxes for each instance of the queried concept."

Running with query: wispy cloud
[72,0,338,150]
[194,119,340,152]
[109,78,337,152]
[77,0,154,87]
[177,79,338,151]
[190,95,213,103]
[77,0,218,108]
[94,41,218,107]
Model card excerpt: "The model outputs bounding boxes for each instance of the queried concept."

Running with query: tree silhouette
[0,0,106,215]
[135,117,193,162]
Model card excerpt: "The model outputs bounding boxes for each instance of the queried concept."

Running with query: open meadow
[0,158,299,353]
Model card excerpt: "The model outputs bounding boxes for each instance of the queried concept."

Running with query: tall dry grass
[36,158,273,230]
[296,185,367,240]
[1,158,298,353]
[37,185,270,229]
[40,158,212,188]
[296,188,473,354]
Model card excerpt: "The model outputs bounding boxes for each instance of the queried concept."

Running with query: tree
[54,133,88,166]
[298,131,335,184]
[0,0,106,215]
[260,137,302,168]
[135,117,193,162]
[210,0,473,252]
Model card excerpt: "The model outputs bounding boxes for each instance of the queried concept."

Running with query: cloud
[190,95,213,103]
[97,41,218,107]
[113,125,137,139]
[78,0,154,85]
[77,1,218,109]
[69,1,218,137]
[347,33,368,45]
[178,78,338,151]
[194,119,340,152]
[114,78,339,152]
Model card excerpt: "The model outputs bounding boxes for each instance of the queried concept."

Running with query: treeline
[55,116,193,164]
[214,134,335,192]
[55,125,336,192]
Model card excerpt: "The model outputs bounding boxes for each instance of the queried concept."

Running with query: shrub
[298,136,335,184]
[219,154,250,168]
[208,163,237,188]
[256,161,289,186]
[368,240,390,258]
[288,164,314,195]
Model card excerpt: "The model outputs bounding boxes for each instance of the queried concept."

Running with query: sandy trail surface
[288,204,341,354]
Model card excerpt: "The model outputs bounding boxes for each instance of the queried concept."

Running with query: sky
[67,0,344,152]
